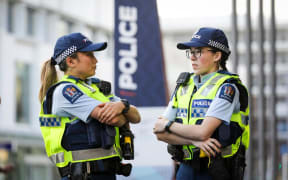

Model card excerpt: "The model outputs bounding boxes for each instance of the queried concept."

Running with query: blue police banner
[114,0,168,106]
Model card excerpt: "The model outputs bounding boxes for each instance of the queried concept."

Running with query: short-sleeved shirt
[52,82,120,122]
[163,72,240,124]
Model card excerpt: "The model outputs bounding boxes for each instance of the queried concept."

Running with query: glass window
[13,147,60,180]
[7,1,15,33]
[67,20,74,34]
[58,18,74,35]
[15,62,31,124]
[27,7,36,36]
[28,165,51,180]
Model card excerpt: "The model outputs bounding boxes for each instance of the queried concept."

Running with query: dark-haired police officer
[38,32,140,180]
[154,27,249,180]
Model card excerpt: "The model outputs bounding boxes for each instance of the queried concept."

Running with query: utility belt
[185,146,246,180]
[167,145,207,163]
[58,124,135,179]
[58,157,132,179]
[168,144,246,180]
[182,148,210,171]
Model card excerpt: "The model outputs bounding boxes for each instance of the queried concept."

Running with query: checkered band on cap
[208,40,230,54]
[55,45,77,64]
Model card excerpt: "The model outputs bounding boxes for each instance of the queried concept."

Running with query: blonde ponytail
[38,59,58,102]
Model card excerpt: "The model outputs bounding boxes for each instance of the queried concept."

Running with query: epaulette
[90,78,101,84]
[171,72,192,102]
[176,72,191,86]
[90,78,111,96]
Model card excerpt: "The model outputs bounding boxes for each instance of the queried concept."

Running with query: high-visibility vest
[39,75,121,168]
[172,72,250,160]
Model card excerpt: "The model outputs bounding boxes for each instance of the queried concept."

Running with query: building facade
[0,0,114,179]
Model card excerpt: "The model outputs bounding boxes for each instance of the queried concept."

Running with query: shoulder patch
[62,85,83,104]
[218,84,235,103]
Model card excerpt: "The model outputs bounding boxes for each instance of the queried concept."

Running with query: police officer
[154,27,249,180]
[38,32,141,180]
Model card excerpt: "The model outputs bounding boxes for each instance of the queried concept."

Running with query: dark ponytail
[219,52,229,71]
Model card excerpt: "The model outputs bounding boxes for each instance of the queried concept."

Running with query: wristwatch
[165,121,174,133]
[121,99,130,114]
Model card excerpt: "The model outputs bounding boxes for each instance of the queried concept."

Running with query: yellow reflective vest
[172,72,250,160]
[39,75,121,168]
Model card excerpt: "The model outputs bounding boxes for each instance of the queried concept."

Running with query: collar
[66,75,100,85]
[66,75,84,83]
[193,72,216,89]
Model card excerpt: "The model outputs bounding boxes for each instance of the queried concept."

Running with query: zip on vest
[187,86,197,124]
[185,85,197,159]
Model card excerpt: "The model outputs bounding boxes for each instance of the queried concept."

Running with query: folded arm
[154,116,222,141]
[155,131,221,157]
[90,101,140,127]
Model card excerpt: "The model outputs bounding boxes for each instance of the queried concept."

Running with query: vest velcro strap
[49,152,65,164]
[71,146,118,161]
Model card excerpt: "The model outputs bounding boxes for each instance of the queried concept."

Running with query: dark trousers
[176,163,212,180]
[61,173,116,180]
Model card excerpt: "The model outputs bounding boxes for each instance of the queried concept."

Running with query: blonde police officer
[154,27,249,180]
[38,32,140,180]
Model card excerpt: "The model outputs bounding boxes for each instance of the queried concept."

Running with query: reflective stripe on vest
[49,152,65,164]
[71,146,119,161]
[49,146,119,164]
[200,74,226,96]
[39,117,61,127]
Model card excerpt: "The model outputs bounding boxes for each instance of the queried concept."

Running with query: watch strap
[165,121,174,133]
[121,99,130,114]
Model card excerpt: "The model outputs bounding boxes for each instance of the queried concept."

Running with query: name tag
[192,99,212,108]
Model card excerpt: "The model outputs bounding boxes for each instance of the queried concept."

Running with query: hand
[193,138,221,157]
[153,116,169,133]
[0,164,14,174]
[98,102,125,124]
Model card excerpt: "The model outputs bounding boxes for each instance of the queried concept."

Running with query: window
[15,62,31,124]
[67,20,74,34]
[14,147,60,180]
[27,7,36,36]
[58,18,74,35]
[7,1,15,33]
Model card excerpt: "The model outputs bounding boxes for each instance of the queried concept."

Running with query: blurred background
[0,0,287,179]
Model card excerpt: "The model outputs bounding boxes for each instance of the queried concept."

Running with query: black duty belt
[183,157,210,171]
[58,158,119,177]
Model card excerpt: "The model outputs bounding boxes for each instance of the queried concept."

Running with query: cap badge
[192,34,201,39]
